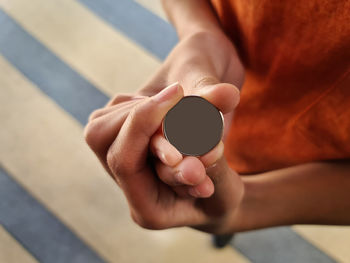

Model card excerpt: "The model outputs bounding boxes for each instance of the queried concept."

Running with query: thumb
[199,140,231,185]
[190,78,240,114]
[199,140,244,210]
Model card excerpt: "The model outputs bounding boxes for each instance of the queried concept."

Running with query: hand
[85,83,244,234]
[84,30,245,234]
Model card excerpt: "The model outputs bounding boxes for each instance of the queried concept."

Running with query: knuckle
[149,132,159,146]
[109,93,132,105]
[193,76,218,90]
[130,210,166,230]
[128,99,152,130]
[156,163,182,186]
[149,136,157,153]
[129,100,143,119]
[155,162,169,182]
[84,120,102,151]
[88,109,103,121]
[106,147,126,176]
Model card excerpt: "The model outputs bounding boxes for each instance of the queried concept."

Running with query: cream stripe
[0,0,160,96]
[0,225,38,263]
[293,225,350,263]
[0,55,249,263]
[135,0,168,21]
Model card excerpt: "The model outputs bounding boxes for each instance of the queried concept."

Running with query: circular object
[162,96,224,156]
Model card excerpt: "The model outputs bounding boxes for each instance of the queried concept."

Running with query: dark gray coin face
[162,96,224,156]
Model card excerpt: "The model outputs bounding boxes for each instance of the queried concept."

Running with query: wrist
[230,162,350,232]
[231,173,295,233]
[162,0,224,40]
[136,30,231,97]
[229,176,263,232]
[179,28,228,47]
[177,23,224,41]
[212,170,247,235]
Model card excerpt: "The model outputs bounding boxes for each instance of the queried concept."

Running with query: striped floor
[0,1,349,262]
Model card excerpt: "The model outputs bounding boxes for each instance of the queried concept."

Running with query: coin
[162,96,224,156]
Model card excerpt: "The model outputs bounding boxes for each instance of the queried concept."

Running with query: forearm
[161,0,223,39]
[233,161,350,232]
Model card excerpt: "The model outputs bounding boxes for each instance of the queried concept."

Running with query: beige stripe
[0,0,160,96]
[293,225,350,263]
[135,0,168,21]
[0,55,249,262]
[0,225,38,263]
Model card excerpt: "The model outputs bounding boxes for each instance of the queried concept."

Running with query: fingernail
[188,187,201,197]
[231,86,241,108]
[174,171,185,184]
[156,150,168,165]
[206,162,218,170]
[152,82,180,103]
[132,95,147,100]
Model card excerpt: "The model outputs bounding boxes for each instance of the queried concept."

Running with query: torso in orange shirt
[210,0,350,174]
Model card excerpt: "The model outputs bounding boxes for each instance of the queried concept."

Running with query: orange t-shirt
[210,0,350,174]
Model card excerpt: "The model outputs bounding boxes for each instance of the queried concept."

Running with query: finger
[90,97,145,121]
[84,99,142,156]
[155,141,224,198]
[199,140,224,168]
[187,175,215,198]
[106,93,147,107]
[107,82,183,192]
[222,111,234,142]
[149,131,183,167]
[195,83,240,114]
[202,150,244,209]
[171,175,214,199]
[171,185,193,198]
[154,156,206,186]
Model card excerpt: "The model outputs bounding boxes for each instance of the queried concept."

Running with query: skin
[84,0,350,234]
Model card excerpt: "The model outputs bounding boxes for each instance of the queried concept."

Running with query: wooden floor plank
[0,225,39,263]
[0,0,160,96]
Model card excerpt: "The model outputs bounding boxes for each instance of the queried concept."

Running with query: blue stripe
[0,9,109,126]
[234,227,338,263]
[0,166,106,263]
[77,0,178,60]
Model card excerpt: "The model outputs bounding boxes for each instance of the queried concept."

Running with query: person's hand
[84,30,245,234]
[85,83,244,234]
